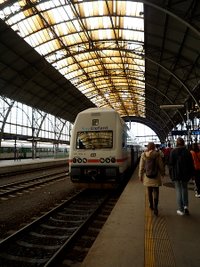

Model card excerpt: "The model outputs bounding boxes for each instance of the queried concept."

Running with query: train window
[76,131,113,149]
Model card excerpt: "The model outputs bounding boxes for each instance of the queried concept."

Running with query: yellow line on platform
[144,191,176,267]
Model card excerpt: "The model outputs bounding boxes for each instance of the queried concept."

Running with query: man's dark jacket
[169,146,194,182]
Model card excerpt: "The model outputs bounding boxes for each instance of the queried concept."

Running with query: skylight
[0,0,145,118]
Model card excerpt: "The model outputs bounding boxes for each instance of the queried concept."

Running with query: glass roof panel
[0,0,145,118]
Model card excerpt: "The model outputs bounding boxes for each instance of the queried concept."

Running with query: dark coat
[169,146,194,182]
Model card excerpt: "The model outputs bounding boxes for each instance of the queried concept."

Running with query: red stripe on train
[69,158,128,163]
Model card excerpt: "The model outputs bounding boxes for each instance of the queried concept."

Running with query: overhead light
[160,105,184,109]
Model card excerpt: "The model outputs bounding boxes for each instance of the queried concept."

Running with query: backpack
[145,155,158,178]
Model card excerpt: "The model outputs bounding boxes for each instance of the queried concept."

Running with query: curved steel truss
[0,0,199,141]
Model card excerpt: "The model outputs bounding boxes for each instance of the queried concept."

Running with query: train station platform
[0,158,68,175]
[81,166,200,267]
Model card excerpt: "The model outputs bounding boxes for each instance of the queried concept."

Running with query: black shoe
[154,208,158,216]
[184,208,189,215]
[149,205,154,210]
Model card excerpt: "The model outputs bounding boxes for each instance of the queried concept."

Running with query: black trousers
[147,186,159,208]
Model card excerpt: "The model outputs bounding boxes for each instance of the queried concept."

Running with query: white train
[69,107,142,185]
[0,140,69,160]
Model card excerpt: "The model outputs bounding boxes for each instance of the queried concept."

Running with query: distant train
[69,107,142,185]
[0,140,69,160]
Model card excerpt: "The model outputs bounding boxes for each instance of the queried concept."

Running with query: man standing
[169,137,194,215]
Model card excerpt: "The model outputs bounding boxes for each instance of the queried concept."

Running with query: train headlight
[83,158,87,163]
[111,157,116,163]
[100,158,105,163]
[72,158,77,163]
[105,158,110,163]
[77,158,82,163]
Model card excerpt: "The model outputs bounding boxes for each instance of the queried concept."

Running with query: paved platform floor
[81,166,200,267]
[0,158,65,166]
[0,158,67,176]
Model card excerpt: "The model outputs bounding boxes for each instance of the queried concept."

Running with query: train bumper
[70,166,119,182]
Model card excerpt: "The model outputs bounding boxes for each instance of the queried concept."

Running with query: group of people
[138,137,200,216]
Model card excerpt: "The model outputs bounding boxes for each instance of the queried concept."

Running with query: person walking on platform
[190,143,200,198]
[138,142,165,216]
[163,143,172,166]
[169,137,194,216]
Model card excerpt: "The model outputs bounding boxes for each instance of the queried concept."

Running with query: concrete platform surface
[0,158,67,175]
[81,167,200,267]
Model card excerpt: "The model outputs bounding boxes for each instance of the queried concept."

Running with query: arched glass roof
[0,0,145,118]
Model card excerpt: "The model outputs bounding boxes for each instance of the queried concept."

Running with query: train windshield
[76,131,113,149]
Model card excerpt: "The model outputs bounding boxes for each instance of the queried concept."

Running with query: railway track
[0,189,114,267]
[0,170,68,198]
[60,193,119,267]
[0,161,68,178]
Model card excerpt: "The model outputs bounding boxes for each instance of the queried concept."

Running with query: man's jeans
[174,180,188,211]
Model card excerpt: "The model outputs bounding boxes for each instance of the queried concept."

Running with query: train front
[69,108,131,185]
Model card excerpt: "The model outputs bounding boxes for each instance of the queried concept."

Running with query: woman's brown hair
[176,137,185,147]
[147,142,155,151]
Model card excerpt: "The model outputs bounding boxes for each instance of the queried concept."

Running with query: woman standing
[138,142,165,216]
[190,143,200,197]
